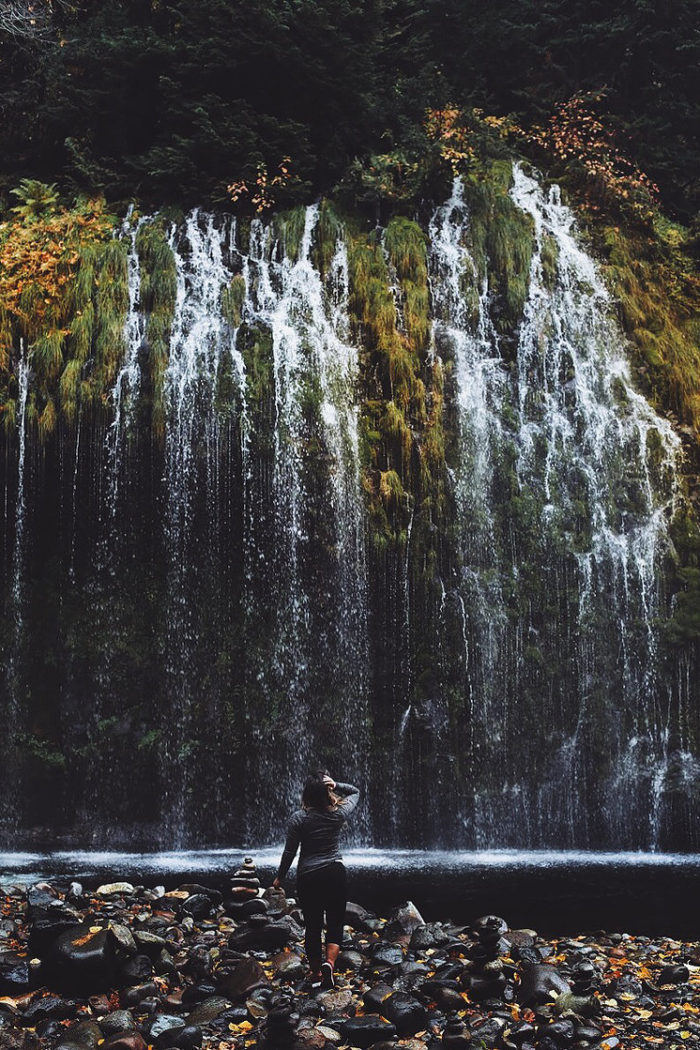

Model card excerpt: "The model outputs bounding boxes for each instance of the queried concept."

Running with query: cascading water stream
[160,211,245,844]
[510,165,682,845]
[242,207,368,837]
[426,166,686,848]
[1,343,29,838]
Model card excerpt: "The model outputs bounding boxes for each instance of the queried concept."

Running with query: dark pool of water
[2,849,699,938]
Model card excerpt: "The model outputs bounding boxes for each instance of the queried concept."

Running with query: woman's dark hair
[301,770,339,812]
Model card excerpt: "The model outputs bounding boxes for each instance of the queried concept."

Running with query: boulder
[184,998,232,1025]
[518,962,569,1006]
[387,901,425,935]
[49,925,116,994]
[146,1015,186,1049]
[340,1016,396,1048]
[381,992,428,1037]
[101,1035,148,1050]
[216,957,268,1000]
[100,1012,136,1036]
[0,953,32,995]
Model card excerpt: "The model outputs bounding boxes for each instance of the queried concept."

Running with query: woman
[273,770,360,989]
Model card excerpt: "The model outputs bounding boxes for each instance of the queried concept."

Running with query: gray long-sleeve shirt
[277,782,360,880]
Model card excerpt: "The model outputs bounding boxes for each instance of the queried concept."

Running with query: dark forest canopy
[0,0,698,217]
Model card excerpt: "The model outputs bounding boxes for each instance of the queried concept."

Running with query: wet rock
[65,1020,104,1047]
[336,949,363,971]
[228,916,303,952]
[247,987,274,1020]
[518,962,569,1006]
[109,924,138,955]
[274,953,306,981]
[315,988,353,1019]
[507,1020,536,1045]
[0,1035,41,1050]
[133,931,168,955]
[658,963,689,985]
[121,981,160,1007]
[171,1026,202,1050]
[146,1015,186,1048]
[49,924,116,994]
[101,1012,136,1036]
[261,884,286,918]
[118,954,154,985]
[382,992,427,1037]
[258,1003,298,1049]
[574,1025,603,1042]
[26,883,60,910]
[421,981,464,1012]
[369,942,403,966]
[294,1027,328,1049]
[340,1016,397,1048]
[183,996,232,1025]
[181,895,213,920]
[545,1019,575,1045]
[0,954,32,995]
[442,1014,470,1048]
[18,995,78,1025]
[570,961,597,995]
[387,901,425,936]
[410,923,448,951]
[181,983,217,1005]
[469,1016,506,1048]
[344,902,370,927]
[225,898,268,920]
[362,981,393,1013]
[217,957,269,999]
[101,1034,148,1050]
[95,883,134,897]
[28,911,81,955]
[507,930,536,949]
[228,859,260,905]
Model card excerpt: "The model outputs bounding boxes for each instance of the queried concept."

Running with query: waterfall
[0,170,696,852]
[242,206,368,838]
[428,166,686,848]
[1,343,29,838]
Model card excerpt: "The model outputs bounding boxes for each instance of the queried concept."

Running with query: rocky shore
[0,858,698,1050]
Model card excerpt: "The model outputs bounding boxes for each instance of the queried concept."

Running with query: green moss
[599,222,700,438]
[136,221,177,436]
[1,397,16,433]
[238,321,274,406]
[461,160,534,343]
[95,238,129,392]
[38,395,56,438]
[70,302,94,363]
[31,329,64,380]
[385,217,430,354]
[379,468,407,512]
[274,205,306,264]
[312,200,343,276]
[221,273,246,328]
[59,358,82,422]
[540,234,559,289]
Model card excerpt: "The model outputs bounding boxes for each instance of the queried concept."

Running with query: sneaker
[320,961,335,989]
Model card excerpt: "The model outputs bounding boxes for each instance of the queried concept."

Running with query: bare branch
[0,0,57,40]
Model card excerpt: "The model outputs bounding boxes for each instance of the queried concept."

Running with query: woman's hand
[272,877,281,889]
[322,774,336,789]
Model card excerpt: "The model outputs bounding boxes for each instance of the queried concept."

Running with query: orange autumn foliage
[0,198,113,339]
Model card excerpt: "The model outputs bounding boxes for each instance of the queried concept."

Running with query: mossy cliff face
[0,164,698,851]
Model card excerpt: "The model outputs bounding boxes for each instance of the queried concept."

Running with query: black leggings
[297,862,347,970]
